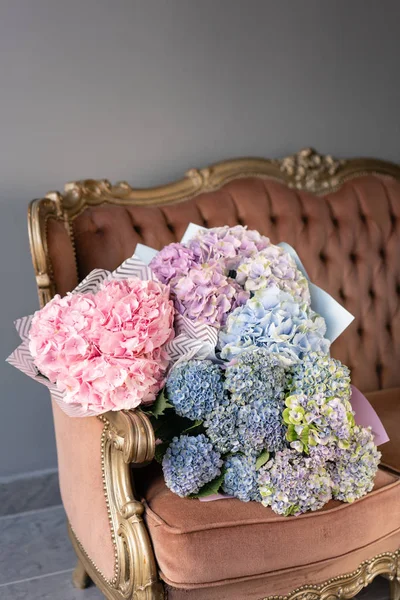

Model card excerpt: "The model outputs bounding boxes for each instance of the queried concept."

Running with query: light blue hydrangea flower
[328,426,381,503]
[236,245,310,304]
[162,434,223,497]
[218,285,330,365]
[258,447,332,516]
[166,360,225,421]
[222,454,261,502]
[283,391,355,453]
[224,347,287,405]
[288,352,351,400]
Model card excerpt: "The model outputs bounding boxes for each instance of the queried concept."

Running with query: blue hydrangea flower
[288,352,351,400]
[328,426,381,503]
[205,399,286,455]
[222,454,261,502]
[218,285,330,365]
[258,447,332,516]
[162,434,223,497]
[224,348,287,405]
[236,399,286,454]
[204,398,241,454]
[165,360,225,421]
[283,391,355,453]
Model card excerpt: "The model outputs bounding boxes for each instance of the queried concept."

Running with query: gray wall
[0,0,399,478]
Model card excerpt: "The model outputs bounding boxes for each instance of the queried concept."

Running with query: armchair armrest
[93,409,163,599]
[101,409,156,465]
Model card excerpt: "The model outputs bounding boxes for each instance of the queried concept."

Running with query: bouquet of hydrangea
[8,223,386,515]
[145,225,384,516]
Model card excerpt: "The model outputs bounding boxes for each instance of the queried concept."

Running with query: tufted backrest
[30,151,400,393]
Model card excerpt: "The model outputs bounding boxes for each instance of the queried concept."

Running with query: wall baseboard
[0,468,61,516]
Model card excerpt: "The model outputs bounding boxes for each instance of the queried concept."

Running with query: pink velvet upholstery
[138,467,400,598]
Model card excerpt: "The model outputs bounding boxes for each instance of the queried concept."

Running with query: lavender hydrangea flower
[288,352,351,400]
[166,360,225,421]
[236,245,310,304]
[218,285,330,364]
[172,263,249,326]
[328,426,381,503]
[283,391,355,453]
[149,243,197,284]
[224,348,287,405]
[222,454,261,502]
[188,225,270,271]
[162,434,223,497]
[258,447,332,515]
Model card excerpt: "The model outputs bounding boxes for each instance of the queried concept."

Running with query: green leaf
[154,442,169,464]
[190,471,226,499]
[255,450,270,470]
[146,388,173,419]
[182,420,204,434]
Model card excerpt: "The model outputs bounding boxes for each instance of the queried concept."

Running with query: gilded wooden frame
[28,148,400,600]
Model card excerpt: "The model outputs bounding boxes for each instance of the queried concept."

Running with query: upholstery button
[349,252,357,263]
[301,215,309,226]
[357,326,363,337]
[369,288,375,299]
[270,215,277,225]
[133,225,141,235]
[331,217,339,228]
[339,288,346,301]
[319,251,327,263]
[360,213,366,223]
[379,247,386,260]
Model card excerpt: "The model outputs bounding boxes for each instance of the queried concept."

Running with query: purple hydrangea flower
[162,434,223,497]
[171,263,249,327]
[258,447,332,515]
[149,243,197,284]
[236,246,310,304]
[328,426,381,503]
[218,285,330,364]
[188,225,270,271]
[166,360,225,421]
[222,454,261,502]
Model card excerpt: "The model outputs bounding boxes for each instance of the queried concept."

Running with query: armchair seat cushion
[139,466,400,598]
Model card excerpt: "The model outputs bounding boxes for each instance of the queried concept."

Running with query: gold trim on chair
[265,550,400,600]
[27,148,400,600]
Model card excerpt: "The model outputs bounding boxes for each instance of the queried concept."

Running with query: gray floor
[0,505,391,599]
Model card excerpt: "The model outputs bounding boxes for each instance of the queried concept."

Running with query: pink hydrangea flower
[28,278,174,412]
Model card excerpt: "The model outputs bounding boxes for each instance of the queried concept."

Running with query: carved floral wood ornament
[28,149,400,600]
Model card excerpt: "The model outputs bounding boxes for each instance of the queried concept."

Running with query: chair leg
[390,578,400,600]
[72,558,91,590]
